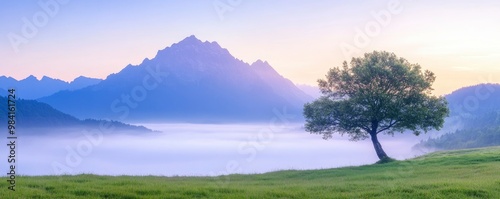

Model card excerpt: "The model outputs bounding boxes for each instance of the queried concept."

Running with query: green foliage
[304,51,449,159]
[2,146,500,198]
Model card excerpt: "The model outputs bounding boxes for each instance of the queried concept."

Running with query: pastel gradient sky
[1,0,499,95]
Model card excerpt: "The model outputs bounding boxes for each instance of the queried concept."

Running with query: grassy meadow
[2,146,500,198]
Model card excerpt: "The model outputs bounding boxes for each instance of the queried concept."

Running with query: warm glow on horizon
[1,0,499,96]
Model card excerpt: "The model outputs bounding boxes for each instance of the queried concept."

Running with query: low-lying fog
[7,123,431,176]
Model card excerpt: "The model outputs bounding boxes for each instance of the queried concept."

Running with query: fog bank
[4,123,427,176]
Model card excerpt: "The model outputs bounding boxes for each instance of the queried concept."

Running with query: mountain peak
[252,59,271,67]
[23,75,39,81]
[68,76,102,90]
[153,35,231,63]
[180,35,201,43]
[74,75,86,80]
[251,60,277,75]
[41,76,60,82]
[172,35,227,50]
[70,76,101,83]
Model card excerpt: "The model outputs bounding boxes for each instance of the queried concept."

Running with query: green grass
[3,146,500,198]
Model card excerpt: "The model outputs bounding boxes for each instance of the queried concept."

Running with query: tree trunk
[370,133,389,160]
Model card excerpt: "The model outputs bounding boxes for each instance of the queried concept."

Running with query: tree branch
[377,120,398,134]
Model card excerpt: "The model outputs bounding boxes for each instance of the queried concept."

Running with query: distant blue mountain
[296,84,321,100]
[39,35,312,122]
[425,83,500,135]
[414,84,500,150]
[68,76,102,91]
[445,83,500,118]
[0,75,101,99]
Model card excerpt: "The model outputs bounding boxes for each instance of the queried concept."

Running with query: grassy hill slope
[3,147,500,198]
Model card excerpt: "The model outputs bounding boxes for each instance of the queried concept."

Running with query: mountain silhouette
[68,76,103,91]
[0,75,102,99]
[39,35,312,122]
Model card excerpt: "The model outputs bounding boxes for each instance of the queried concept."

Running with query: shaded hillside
[415,112,500,150]
[446,83,500,118]
[415,84,500,150]
[0,96,151,133]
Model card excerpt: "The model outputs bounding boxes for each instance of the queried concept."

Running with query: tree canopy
[304,51,449,160]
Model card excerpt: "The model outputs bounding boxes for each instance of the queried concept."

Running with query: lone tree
[304,51,449,161]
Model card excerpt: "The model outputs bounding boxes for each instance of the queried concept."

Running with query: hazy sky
[1,0,499,95]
